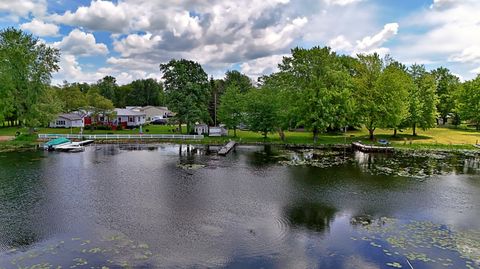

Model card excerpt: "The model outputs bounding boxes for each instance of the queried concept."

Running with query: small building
[49,113,84,128]
[113,108,146,127]
[194,124,209,135]
[209,126,228,137]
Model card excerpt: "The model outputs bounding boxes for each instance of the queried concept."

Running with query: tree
[58,83,88,112]
[354,53,409,140]
[432,67,460,125]
[404,64,438,136]
[224,70,252,93]
[218,84,244,137]
[244,89,278,138]
[457,75,480,130]
[208,77,225,126]
[0,28,60,131]
[278,47,356,142]
[127,78,164,106]
[160,59,210,133]
[96,76,118,104]
[86,88,115,124]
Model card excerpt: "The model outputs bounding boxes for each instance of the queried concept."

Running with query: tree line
[1,28,480,141]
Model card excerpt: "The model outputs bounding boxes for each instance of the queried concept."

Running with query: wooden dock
[218,141,237,156]
[352,142,393,153]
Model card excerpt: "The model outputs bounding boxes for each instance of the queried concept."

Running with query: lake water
[0,144,479,269]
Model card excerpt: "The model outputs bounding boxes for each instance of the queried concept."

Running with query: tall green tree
[278,47,355,142]
[224,70,252,93]
[160,59,210,133]
[432,67,460,125]
[218,84,244,137]
[86,88,115,124]
[96,76,118,104]
[457,75,480,130]
[0,28,60,131]
[127,78,164,106]
[208,77,225,126]
[354,53,409,140]
[404,64,438,136]
[58,83,88,112]
[244,88,278,138]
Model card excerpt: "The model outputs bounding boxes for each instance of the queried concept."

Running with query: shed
[194,124,208,135]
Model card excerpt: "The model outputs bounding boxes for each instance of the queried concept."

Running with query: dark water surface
[0,145,479,269]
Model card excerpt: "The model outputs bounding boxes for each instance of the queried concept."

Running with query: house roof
[138,106,170,111]
[115,108,146,116]
[58,113,83,121]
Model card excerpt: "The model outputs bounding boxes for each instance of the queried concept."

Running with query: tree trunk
[443,116,448,125]
[178,122,182,134]
[278,128,285,142]
[393,128,397,137]
[313,127,319,143]
[412,123,417,136]
[369,128,375,141]
[233,127,237,137]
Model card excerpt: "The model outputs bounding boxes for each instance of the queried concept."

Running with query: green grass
[1,125,480,151]
[0,134,38,152]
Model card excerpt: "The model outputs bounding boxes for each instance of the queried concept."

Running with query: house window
[56,120,65,125]
[129,117,133,122]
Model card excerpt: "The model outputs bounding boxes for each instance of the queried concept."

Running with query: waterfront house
[130,106,173,121]
[112,108,146,128]
[49,113,84,128]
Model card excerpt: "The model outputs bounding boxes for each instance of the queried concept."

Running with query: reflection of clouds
[344,255,380,269]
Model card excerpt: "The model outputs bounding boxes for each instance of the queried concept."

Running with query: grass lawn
[1,125,480,150]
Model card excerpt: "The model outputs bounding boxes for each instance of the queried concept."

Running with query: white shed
[49,113,84,128]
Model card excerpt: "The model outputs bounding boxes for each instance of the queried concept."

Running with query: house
[50,113,84,128]
[130,106,173,121]
[209,126,228,137]
[112,108,146,127]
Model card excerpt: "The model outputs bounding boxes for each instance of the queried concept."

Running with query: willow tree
[0,28,60,131]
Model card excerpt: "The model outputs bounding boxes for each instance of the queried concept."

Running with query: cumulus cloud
[53,29,108,56]
[325,0,362,6]
[240,54,286,79]
[354,23,398,55]
[20,19,59,37]
[449,47,480,64]
[328,35,353,51]
[0,0,47,20]
[53,54,105,84]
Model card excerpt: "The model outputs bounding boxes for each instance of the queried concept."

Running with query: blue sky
[0,0,479,84]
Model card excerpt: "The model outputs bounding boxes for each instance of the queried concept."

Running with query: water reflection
[0,145,479,269]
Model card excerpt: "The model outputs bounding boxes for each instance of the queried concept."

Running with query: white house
[209,126,228,137]
[129,106,173,121]
[50,113,84,128]
[112,108,146,127]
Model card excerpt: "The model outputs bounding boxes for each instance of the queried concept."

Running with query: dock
[218,141,237,156]
[352,142,393,153]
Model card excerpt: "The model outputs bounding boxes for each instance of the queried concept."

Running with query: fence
[38,134,204,140]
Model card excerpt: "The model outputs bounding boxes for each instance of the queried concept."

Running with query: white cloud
[53,29,108,56]
[113,33,162,57]
[449,46,480,64]
[20,19,59,37]
[0,0,47,20]
[53,54,105,84]
[240,54,286,79]
[470,67,480,75]
[328,35,353,51]
[354,23,398,54]
[325,0,362,6]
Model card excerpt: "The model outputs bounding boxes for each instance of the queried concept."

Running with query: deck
[218,141,237,156]
[352,142,394,153]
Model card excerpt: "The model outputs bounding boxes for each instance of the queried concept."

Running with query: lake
[0,144,479,269]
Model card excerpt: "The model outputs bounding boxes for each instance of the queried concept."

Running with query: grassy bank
[0,134,38,152]
[1,125,479,151]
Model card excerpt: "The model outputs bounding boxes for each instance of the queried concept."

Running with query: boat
[54,143,85,152]
[43,137,71,151]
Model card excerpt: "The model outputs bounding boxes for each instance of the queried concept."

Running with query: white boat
[54,143,85,152]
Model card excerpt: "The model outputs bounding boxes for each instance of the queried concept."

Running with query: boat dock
[352,142,393,153]
[218,141,237,156]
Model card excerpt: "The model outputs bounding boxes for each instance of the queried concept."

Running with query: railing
[38,134,204,140]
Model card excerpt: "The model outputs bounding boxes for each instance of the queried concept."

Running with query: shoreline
[1,138,479,154]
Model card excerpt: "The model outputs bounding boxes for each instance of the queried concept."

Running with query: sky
[0,0,479,85]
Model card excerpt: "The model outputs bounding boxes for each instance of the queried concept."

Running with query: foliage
[404,64,438,135]
[0,28,60,131]
[218,84,244,136]
[160,59,210,133]
[457,75,480,130]
[244,89,278,138]
[96,76,118,104]
[86,88,115,121]
[127,78,165,106]
[224,70,253,93]
[432,67,460,124]
[57,82,88,112]
[278,46,356,142]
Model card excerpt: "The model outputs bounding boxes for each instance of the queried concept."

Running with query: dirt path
[0,136,14,141]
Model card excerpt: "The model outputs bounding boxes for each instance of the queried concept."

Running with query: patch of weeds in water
[177,163,206,170]
[386,262,402,268]
[279,149,351,168]
[351,216,480,267]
